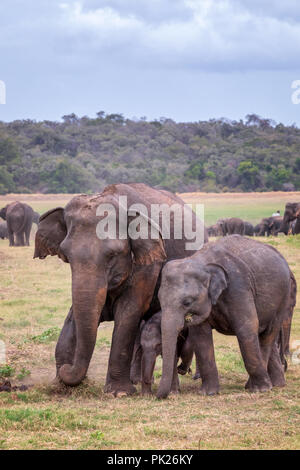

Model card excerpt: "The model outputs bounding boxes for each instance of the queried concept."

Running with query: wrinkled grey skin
[0,221,8,239]
[0,202,39,246]
[244,221,254,236]
[157,235,295,399]
[130,311,200,394]
[34,183,208,396]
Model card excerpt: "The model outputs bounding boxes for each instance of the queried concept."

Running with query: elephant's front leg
[104,264,161,397]
[104,309,141,396]
[189,321,219,395]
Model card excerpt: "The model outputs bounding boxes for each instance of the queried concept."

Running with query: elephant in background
[156,235,295,399]
[0,221,8,239]
[279,202,300,235]
[217,217,245,236]
[207,224,222,237]
[34,183,208,396]
[0,202,39,246]
[257,216,284,236]
[244,221,254,236]
[253,224,261,236]
[130,311,200,395]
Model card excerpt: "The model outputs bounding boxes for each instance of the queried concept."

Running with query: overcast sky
[1,0,300,124]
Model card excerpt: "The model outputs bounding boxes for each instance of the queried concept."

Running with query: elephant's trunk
[141,350,157,394]
[157,313,183,399]
[58,271,107,386]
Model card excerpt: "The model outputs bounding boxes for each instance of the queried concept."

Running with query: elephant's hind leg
[235,301,272,393]
[267,343,286,388]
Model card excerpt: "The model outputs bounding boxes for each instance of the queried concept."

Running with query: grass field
[0,192,299,450]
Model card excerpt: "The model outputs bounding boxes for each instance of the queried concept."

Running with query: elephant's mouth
[184,313,194,323]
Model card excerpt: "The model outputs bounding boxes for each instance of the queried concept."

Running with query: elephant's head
[0,205,8,220]
[34,193,166,386]
[156,258,227,398]
[283,203,300,223]
[258,218,271,236]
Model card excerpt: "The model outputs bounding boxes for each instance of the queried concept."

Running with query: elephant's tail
[279,271,297,371]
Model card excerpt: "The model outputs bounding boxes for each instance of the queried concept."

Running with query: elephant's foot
[193,372,201,380]
[104,380,136,397]
[269,371,286,388]
[177,363,189,375]
[130,376,141,385]
[142,383,153,396]
[199,379,219,396]
[245,376,272,393]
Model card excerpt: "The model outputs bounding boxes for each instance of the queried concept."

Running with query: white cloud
[57,0,300,71]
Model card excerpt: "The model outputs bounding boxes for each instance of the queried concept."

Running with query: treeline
[0,112,299,194]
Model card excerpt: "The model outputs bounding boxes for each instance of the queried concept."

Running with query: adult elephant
[0,202,39,246]
[156,236,296,398]
[258,216,283,237]
[220,217,245,235]
[279,202,300,235]
[34,183,207,396]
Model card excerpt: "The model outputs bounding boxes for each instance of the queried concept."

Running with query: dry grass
[0,192,299,450]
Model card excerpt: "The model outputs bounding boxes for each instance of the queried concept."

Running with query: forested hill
[0,112,299,194]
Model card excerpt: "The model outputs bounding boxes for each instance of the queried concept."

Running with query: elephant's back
[219,235,291,297]
[7,202,26,232]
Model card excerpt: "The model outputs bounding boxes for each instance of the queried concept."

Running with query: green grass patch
[0,365,15,378]
[29,327,60,344]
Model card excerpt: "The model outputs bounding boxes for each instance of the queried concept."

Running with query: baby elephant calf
[130,311,200,394]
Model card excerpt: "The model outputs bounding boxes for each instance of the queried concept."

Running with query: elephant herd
[0,201,39,246]
[207,202,300,239]
[0,185,298,400]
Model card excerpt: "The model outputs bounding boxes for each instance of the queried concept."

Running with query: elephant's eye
[182,297,195,307]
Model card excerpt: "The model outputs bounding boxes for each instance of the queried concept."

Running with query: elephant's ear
[127,206,167,266]
[34,207,67,260]
[206,264,228,305]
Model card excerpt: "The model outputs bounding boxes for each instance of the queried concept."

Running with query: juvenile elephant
[0,221,8,239]
[130,311,200,395]
[157,235,296,399]
[0,202,39,246]
[34,183,207,396]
